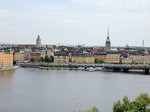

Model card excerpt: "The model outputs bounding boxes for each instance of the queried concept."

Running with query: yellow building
[121,57,132,64]
[130,55,144,64]
[71,55,95,64]
[94,53,107,62]
[144,55,150,64]
[14,53,24,62]
[54,56,69,63]
[0,52,13,69]
[106,52,121,63]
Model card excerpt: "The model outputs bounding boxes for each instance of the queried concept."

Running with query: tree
[113,94,150,112]
[50,56,54,62]
[44,55,49,62]
[113,100,124,112]
[123,96,130,105]
[95,59,104,63]
[135,93,150,106]
[91,106,99,112]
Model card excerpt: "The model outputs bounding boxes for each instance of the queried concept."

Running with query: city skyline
[0,0,150,46]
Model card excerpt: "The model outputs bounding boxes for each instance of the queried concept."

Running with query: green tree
[91,106,99,112]
[135,93,150,106]
[44,55,50,62]
[113,94,150,112]
[50,56,54,62]
[95,59,104,63]
[123,96,130,105]
[113,100,124,112]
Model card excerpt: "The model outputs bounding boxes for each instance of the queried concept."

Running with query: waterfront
[0,68,150,112]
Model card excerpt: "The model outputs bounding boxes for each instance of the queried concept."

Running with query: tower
[105,28,111,51]
[36,35,41,48]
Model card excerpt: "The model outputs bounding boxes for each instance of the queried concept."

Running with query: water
[0,68,150,112]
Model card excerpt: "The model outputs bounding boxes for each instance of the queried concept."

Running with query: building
[106,52,121,63]
[71,54,95,64]
[94,52,107,62]
[144,55,150,64]
[41,50,54,58]
[130,55,144,64]
[0,52,13,69]
[54,52,69,63]
[121,57,132,64]
[104,28,111,52]
[36,35,41,48]
[30,52,41,62]
[13,53,24,62]
[24,49,31,61]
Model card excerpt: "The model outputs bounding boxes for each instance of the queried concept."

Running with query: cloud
[0,9,11,17]
[71,0,150,11]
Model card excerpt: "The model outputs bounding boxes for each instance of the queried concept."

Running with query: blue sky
[0,0,150,46]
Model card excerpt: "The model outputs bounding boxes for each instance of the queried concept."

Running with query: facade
[130,55,144,64]
[106,52,121,63]
[54,56,69,63]
[144,55,150,64]
[94,52,107,62]
[24,49,31,61]
[13,53,24,62]
[121,57,132,64]
[41,50,54,58]
[0,52,13,69]
[104,29,111,52]
[36,35,41,48]
[30,52,41,62]
[71,54,95,64]
[54,52,69,63]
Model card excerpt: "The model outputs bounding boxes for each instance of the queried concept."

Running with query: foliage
[95,59,104,63]
[113,94,150,112]
[80,106,99,112]
[41,55,54,62]
[135,93,150,106]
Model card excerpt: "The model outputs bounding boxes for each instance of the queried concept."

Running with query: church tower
[36,35,41,48]
[105,28,111,51]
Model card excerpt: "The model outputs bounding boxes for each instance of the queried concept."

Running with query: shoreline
[22,66,148,75]
[0,66,20,72]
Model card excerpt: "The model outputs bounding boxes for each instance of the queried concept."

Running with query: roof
[36,35,41,41]
[72,53,94,57]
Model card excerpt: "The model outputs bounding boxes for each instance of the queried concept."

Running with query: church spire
[107,27,109,39]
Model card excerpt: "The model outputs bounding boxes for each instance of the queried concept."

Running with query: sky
[0,0,150,47]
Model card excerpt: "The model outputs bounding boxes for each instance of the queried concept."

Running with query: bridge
[18,63,150,75]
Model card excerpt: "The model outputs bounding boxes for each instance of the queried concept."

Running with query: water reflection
[0,68,150,112]
[0,70,14,79]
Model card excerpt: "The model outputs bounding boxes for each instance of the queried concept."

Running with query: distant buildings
[94,52,107,62]
[54,52,69,63]
[13,52,24,62]
[2,31,150,66]
[0,52,13,69]
[71,54,95,64]
[106,52,121,63]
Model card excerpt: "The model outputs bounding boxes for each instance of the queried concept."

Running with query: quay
[17,62,150,75]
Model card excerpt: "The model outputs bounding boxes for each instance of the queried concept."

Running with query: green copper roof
[106,28,110,43]
[36,35,41,41]
[106,37,110,43]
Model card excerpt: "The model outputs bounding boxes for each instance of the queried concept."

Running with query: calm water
[0,68,150,112]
